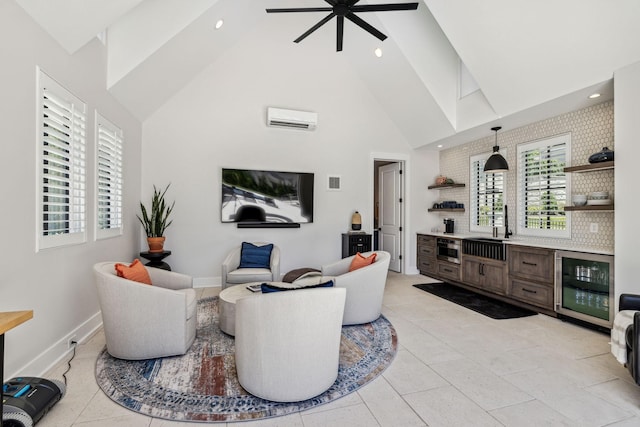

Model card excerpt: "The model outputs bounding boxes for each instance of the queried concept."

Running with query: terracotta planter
[147,237,166,253]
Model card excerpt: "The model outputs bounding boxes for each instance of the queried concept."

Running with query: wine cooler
[555,250,614,329]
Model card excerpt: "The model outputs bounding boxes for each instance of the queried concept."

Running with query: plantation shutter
[96,114,123,238]
[516,134,570,238]
[38,71,87,250]
[470,153,505,231]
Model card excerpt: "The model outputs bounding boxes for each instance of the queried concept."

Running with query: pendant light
[484,126,509,173]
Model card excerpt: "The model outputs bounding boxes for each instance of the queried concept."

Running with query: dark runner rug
[95,296,397,422]
[413,283,537,319]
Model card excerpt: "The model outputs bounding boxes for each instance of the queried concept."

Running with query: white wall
[614,61,640,310]
[0,1,142,379]
[142,23,438,281]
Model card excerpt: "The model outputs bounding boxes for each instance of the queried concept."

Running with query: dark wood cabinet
[416,232,560,316]
[508,245,555,310]
[461,255,507,295]
[417,234,437,276]
[342,233,372,258]
[437,261,461,281]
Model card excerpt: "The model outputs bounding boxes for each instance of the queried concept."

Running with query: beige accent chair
[235,288,346,402]
[93,262,197,360]
[221,242,280,289]
[321,251,391,325]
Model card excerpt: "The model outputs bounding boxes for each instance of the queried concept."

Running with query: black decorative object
[266,1,419,52]
[588,147,614,163]
[484,126,509,173]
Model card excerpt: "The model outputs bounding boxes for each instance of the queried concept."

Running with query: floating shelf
[428,208,465,213]
[564,161,614,173]
[428,183,466,190]
[565,205,614,211]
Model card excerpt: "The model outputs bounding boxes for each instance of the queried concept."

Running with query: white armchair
[221,242,280,289]
[321,251,391,325]
[234,288,346,402]
[93,262,197,360]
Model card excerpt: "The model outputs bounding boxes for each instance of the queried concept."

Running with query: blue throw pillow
[238,242,273,269]
[260,280,334,293]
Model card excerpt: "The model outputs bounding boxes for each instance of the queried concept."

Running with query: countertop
[417,231,614,256]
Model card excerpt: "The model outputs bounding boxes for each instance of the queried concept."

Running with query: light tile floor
[38,273,640,426]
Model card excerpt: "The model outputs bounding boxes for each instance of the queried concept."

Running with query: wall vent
[328,175,341,190]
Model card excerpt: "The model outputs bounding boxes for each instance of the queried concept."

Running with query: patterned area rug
[95,296,397,422]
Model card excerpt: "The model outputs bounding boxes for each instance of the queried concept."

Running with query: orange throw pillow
[349,252,377,272]
[114,259,152,285]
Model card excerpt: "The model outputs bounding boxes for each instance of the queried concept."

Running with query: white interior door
[379,163,402,272]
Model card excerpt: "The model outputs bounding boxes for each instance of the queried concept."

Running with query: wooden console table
[1,310,33,425]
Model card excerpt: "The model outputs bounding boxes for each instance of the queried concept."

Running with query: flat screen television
[221,168,314,224]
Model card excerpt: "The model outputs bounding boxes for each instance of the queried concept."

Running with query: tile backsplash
[436,101,614,252]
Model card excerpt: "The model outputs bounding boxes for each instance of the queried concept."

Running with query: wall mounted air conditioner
[267,107,317,130]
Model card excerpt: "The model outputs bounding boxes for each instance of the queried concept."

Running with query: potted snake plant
[137,184,175,252]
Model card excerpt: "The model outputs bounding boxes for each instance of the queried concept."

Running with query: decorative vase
[147,237,166,253]
[351,211,362,231]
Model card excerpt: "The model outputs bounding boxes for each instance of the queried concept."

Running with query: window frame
[95,112,124,240]
[36,69,87,251]
[516,133,571,239]
[469,151,507,233]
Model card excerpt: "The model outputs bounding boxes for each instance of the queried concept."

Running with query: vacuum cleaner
[2,377,65,426]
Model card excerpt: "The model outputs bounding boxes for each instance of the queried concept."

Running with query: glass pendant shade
[484,126,509,173]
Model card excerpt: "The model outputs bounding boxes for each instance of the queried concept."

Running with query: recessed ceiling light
[589,93,601,99]
[215,19,224,30]
[437,144,443,148]
[374,48,383,58]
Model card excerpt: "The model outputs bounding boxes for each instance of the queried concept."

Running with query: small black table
[139,250,172,271]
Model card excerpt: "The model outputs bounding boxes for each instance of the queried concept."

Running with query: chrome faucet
[504,205,513,239]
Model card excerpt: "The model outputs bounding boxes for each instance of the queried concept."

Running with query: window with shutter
[96,113,123,239]
[470,152,506,232]
[37,70,87,250]
[516,133,571,238]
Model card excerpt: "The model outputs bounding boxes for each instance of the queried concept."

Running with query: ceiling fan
[266,1,419,52]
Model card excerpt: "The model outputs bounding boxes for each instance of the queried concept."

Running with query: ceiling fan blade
[337,15,344,51]
[352,3,419,12]
[266,7,333,13]
[294,13,336,43]
[345,12,387,41]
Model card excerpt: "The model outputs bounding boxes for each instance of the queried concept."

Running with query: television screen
[221,168,314,224]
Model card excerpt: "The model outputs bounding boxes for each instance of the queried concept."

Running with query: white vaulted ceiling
[15,0,640,149]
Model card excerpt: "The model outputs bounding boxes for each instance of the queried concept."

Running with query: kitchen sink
[462,237,506,261]
[466,237,503,242]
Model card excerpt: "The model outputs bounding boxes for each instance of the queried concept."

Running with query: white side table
[218,282,302,336]
[218,285,253,336]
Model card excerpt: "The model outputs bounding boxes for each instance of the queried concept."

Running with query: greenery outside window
[96,113,124,239]
[470,152,506,232]
[37,70,87,250]
[516,133,571,238]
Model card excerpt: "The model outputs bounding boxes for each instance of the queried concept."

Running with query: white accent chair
[93,262,197,360]
[221,242,280,289]
[235,288,346,402]
[321,251,391,325]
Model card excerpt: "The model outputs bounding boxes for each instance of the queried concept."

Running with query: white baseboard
[9,311,103,379]
[193,276,221,288]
